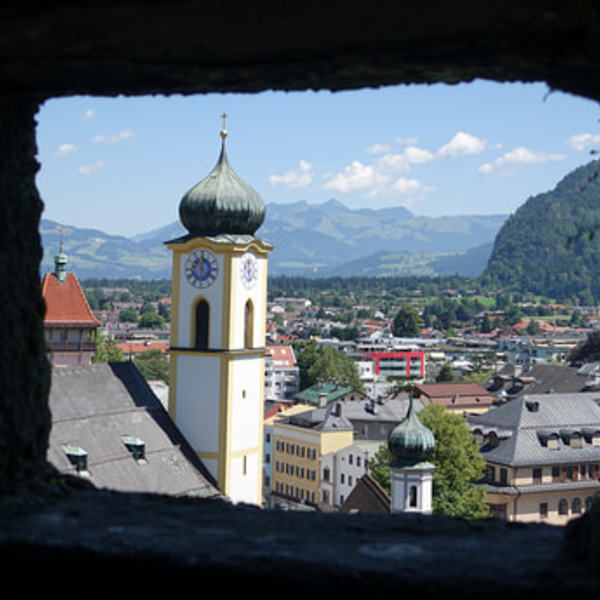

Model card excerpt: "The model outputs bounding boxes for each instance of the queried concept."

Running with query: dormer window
[63,445,89,476]
[537,430,560,449]
[121,435,147,464]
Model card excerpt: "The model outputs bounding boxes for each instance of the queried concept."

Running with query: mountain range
[40,200,507,280]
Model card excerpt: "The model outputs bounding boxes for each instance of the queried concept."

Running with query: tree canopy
[296,342,363,391]
[133,349,169,383]
[369,404,488,519]
[392,304,421,337]
[92,334,125,363]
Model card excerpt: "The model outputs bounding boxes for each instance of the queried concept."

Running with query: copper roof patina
[178,124,265,237]
[387,394,435,467]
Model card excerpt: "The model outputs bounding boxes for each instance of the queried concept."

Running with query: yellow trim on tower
[167,352,178,421]
[230,446,260,458]
[170,250,181,348]
[261,255,268,343]
[257,354,266,505]
[220,252,234,349]
[196,450,219,460]
[217,357,231,494]
[169,347,266,358]
[166,236,273,256]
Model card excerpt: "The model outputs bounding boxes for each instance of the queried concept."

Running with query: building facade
[469,393,600,525]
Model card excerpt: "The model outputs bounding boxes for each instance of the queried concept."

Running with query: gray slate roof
[469,393,600,467]
[335,395,425,423]
[48,362,220,498]
[287,407,354,432]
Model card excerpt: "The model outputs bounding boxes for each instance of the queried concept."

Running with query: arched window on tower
[244,300,254,349]
[195,299,209,350]
[409,485,418,508]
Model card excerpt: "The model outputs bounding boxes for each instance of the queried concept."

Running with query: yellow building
[469,394,600,525]
[271,406,354,507]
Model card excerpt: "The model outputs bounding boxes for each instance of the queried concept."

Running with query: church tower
[166,117,272,505]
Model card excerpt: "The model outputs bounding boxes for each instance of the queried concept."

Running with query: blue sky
[36,80,600,237]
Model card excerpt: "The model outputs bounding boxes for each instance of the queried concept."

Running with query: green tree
[119,307,138,323]
[133,349,169,383]
[157,302,171,322]
[419,405,489,519]
[436,363,454,382]
[526,319,541,335]
[138,311,166,329]
[297,343,363,391]
[368,443,394,493]
[92,334,125,363]
[392,304,421,337]
[480,313,492,334]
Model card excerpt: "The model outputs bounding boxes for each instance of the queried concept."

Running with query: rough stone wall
[0,95,53,492]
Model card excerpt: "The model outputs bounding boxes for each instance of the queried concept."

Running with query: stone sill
[1,485,599,594]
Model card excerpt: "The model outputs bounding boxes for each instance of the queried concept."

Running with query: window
[243,455,247,476]
[532,468,542,484]
[265,432,271,443]
[296,465,304,478]
[195,299,209,350]
[539,502,548,518]
[296,445,305,457]
[572,498,582,514]
[552,465,560,482]
[244,299,253,348]
[340,473,345,484]
[585,496,594,512]
[265,453,271,464]
[264,475,270,487]
[558,499,568,515]
[348,475,353,486]
[286,443,295,455]
[486,465,495,482]
[499,468,507,485]
[63,445,89,476]
[121,435,146,464]
[322,490,330,504]
[349,454,353,465]
[357,456,361,468]
[580,464,586,478]
[409,485,417,508]
[323,467,330,481]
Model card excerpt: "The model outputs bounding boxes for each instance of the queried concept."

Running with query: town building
[294,380,369,407]
[362,349,426,380]
[47,362,219,498]
[412,381,495,415]
[469,393,600,525]
[264,345,300,400]
[271,404,355,508]
[166,122,271,505]
[41,246,100,368]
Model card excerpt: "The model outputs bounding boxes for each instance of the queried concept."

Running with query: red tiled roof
[266,345,296,367]
[41,273,101,327]
[414,382,494,407]
[117,341,169,354]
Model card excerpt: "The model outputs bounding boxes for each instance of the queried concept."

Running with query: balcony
[46,342,96,352]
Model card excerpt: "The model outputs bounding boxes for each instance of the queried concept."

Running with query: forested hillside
[482,159,600,303]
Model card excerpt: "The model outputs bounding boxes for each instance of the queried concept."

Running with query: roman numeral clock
[166,117,272,506]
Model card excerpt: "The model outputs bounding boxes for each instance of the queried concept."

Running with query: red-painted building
[363,350,425,379]
[41,248,100,367]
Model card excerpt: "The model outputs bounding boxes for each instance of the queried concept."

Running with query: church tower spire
[166,118,272,506]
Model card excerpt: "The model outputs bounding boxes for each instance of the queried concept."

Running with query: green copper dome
[388,395,435,464]
[179,133,265,237]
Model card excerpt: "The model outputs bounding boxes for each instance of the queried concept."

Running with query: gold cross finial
[220,112,228,139]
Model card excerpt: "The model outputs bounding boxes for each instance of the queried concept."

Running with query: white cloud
[366,143,392,155]
[92,129,135,143]
[83,109,95,120]
[479,146,565,175]
[437,131,487,158]
[78,160,105,176]
[54,143,77,157]
[396,137,418,146]
[391,177,424,194]
[495,146,565,167]
[404,146,434,164]
[324,161,386,193]
[268,160,313,188]
[478,163,493,175]
[567,133,600,151]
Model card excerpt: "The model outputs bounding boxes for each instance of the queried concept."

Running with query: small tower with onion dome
[387,392,435,514]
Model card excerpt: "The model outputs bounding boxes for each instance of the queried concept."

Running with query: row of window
[487,463,600,485]
[490,496,595,520]
[274,482,316,503]
[275,440,317,459]
[274,461,316,480]
[63,437,146,475]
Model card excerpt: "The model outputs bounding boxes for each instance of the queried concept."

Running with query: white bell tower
[166,118,272,505]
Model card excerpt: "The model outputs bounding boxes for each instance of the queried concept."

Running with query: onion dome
[54,241,67,284]
[178,120,265,237]
[388,393,435,465]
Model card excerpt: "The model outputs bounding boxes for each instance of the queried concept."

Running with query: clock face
[240,253,258,288]
[185,250,219,288]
